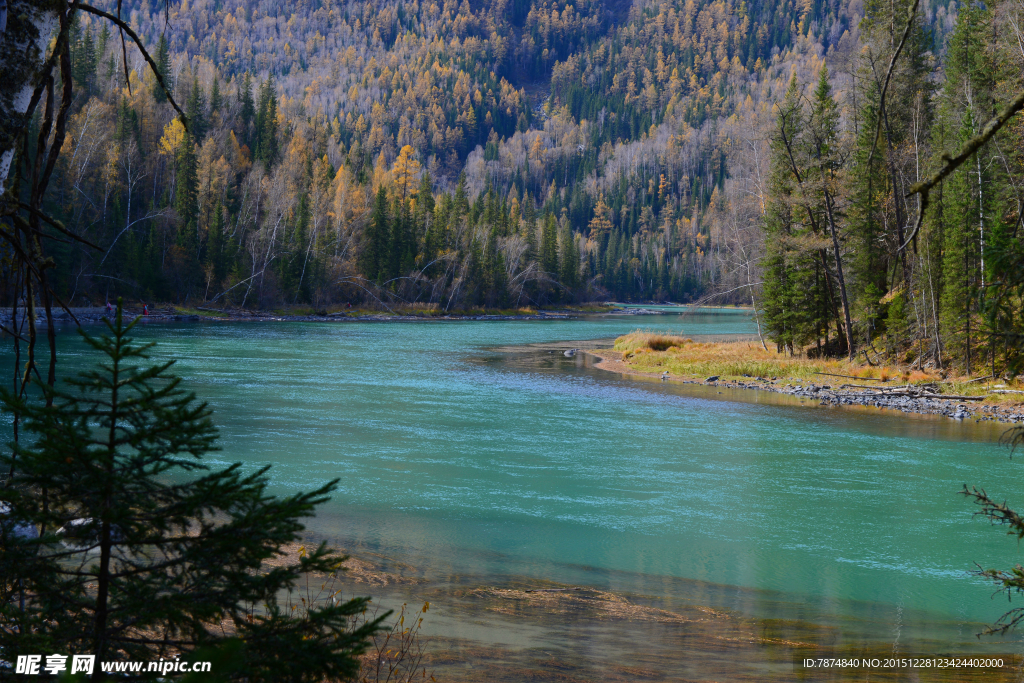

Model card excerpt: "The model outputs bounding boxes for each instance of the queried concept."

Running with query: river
[18,309,1024,680]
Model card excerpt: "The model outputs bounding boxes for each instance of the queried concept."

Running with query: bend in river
[16,309,1024,680]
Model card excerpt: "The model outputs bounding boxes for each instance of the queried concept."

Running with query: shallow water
[12,310,1024,679]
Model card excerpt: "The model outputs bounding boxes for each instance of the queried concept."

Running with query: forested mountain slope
[12,0,1024,372]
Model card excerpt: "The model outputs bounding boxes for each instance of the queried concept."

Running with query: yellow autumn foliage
[159,118,186,157]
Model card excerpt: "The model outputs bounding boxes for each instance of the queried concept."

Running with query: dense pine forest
[2,0,1023,373]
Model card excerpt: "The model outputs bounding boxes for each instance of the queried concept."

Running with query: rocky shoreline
[732,377,1023,424]
[586,350,1024,426]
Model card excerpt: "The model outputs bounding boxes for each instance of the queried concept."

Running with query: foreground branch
[75,3,188,129]
[901,90,1024,251]
[962,485,1024,635]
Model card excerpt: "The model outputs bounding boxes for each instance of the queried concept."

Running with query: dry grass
[613,330,944,383]
[611,330,1024,408]
[615,330,692,353]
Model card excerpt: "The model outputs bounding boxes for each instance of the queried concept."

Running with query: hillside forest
[4,0,1024,374]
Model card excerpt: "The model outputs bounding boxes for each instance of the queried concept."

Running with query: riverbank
[11,303,679,324]
[586,331,1024,425]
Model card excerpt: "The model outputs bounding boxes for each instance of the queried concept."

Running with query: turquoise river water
[13,309,1024,680]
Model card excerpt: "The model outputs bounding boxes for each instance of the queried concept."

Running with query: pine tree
[71,19,96,93]
[114,95,138,146]
[847,87,889,336]
[386,196,413,283]
[808,64,855,359]
[414,172,435,250]
[453,172,470,219]
[254,76,279,170]
[760,77,804,353]
[207,201,226,286]
[484,227,507,306]
[239,72,256,146]
[360,186,390,283]
[175,133,200,253]
[424,194,445,272]
[0,305,383,677]
[934,2,992,371]
[97,23,110,64]
[850,0,935,353]
[186,74,208,142]
[540,213,559,278]
[522,194,538,266]
[939,127,976,370]
[559,227,580,294]
[152,33,172,104]
[209,76,223,114]
[141,228,166,300]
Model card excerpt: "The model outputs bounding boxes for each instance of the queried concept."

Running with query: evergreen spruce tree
[359,186,390,284]
[808,65,854,359]
[483,227,507,306]
[174,132,203,300]
[423,197,446,272]
[849,0,935,352]
[152,34,172,104]
[934,2,991,370]
[522,194,537,261]
[209,76,223,114]
[239,72,256,147]
[415,172,435,249]
[540,214,558,278]
[0,305,382,679]
[186,74,208,142]
[453,172,469,219]
[207,201,226,287]
[254,76,279,170]
[175,133,200,254]
[71,19,96,94]
[115,96,138,147]
[97,24,110,65]
[559,227,580,294]
[847,87,889,335]
[760,78,805,353]
[386,198,405,284]
[939,134,975,369]
[142,228,166,300]
[466,236,484,305]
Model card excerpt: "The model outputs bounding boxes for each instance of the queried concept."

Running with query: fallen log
[831,392,984,401]
[921,394,986,401]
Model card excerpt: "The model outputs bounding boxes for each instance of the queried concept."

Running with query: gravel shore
[587,350,1024,425]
